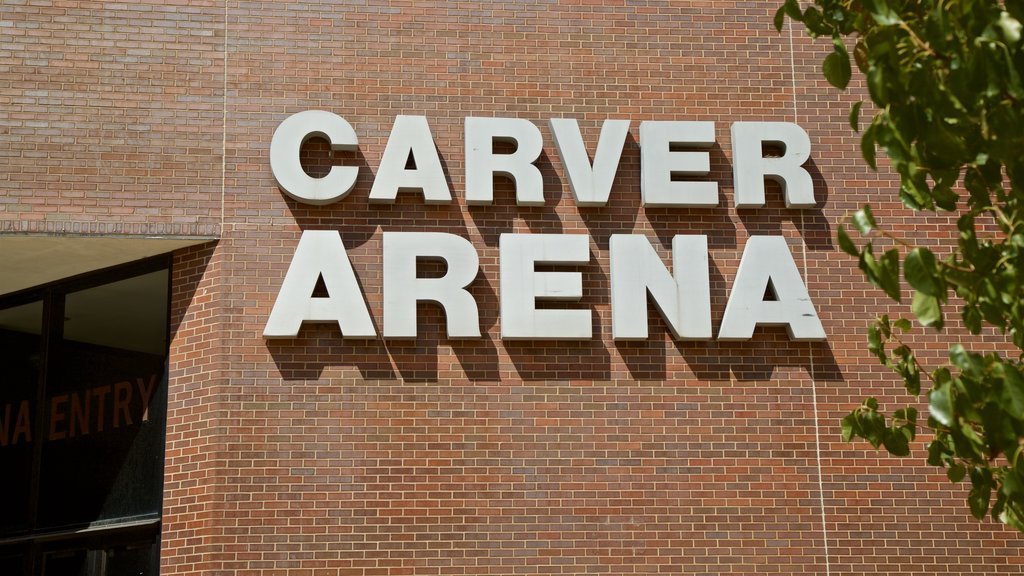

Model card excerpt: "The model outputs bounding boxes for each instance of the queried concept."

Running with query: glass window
[0,546,28,575]
[103,541,158,576]
[0,257,170,576]
[62,270,169,355]
[39,270,169,528]
[43,549,92,576]
[0,300,43,533]
[41,540,157,576]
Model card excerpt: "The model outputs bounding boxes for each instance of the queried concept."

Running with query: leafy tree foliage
[778,0,1024,530]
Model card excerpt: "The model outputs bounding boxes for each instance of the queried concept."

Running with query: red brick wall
[0,0,222,237]
[4,1,1023,575]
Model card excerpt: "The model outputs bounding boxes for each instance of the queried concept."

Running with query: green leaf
[852,205,876,234]
[868,0,901,25]
[992,490,1008,523]
[849,101,864,131]
[930,380,954,426]
[783,0,802,20]
[1002,508,1024,532]
[964,168,993,209]
[911,291,942,327]
[868,322,885,362]
[866,61,890,105]
[841,413,857,441]
[932,181,958,212]
[773,5,786,32]
[802,6,824,32]
[997,501,1024,532]
[861,123,878,170]
[878,248,901,301]
[904,248,944,297]
[969,484,992,520]
[963,306,982,333]
[927,438,948,466]
[824,39,852,90]
[998,11,1023,44]
[837,225,859,256]
[853,38,869,73]
[883,428,910,456]
[950,345,980,374]
[878,314,892,337]
[923,122,969,166]
[896,351,921,396]
[998,363,1024,416]
[947,463,967,483]
[1004,465,1024,496]
[896,406,918,425]
[899,172,932,211]
[863,410,886,448]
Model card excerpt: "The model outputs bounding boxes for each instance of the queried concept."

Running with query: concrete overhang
[0,235,216,296]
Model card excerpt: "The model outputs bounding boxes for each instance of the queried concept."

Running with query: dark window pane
[0,300,42,534]
[61,271,168,355]
[39,270,169,528]
[43,549,92,576]
[104,541,157,576]
[0,546,28,576]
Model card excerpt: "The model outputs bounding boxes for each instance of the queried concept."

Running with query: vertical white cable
[221,1,229,229]
[790,16,833,576]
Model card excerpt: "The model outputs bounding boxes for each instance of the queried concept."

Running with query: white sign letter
[549,118,630,207]
[719,236,825,340]
[640,121,718,207]
[369,115,452,204]
[465,117,544,206]
[264,231,376,338]
[500,234,591,339]
[269,110,358,205]
[610,234,712,340]
[383,232,481,338]
[732,122,815,208]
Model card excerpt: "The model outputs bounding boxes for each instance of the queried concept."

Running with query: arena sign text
[263,111,826,342]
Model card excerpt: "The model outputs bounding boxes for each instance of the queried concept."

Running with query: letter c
[269,110,359,205]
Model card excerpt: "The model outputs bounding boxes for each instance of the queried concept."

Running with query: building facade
[1,1,1022,574]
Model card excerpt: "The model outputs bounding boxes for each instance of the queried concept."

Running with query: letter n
[610,234,712,340]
